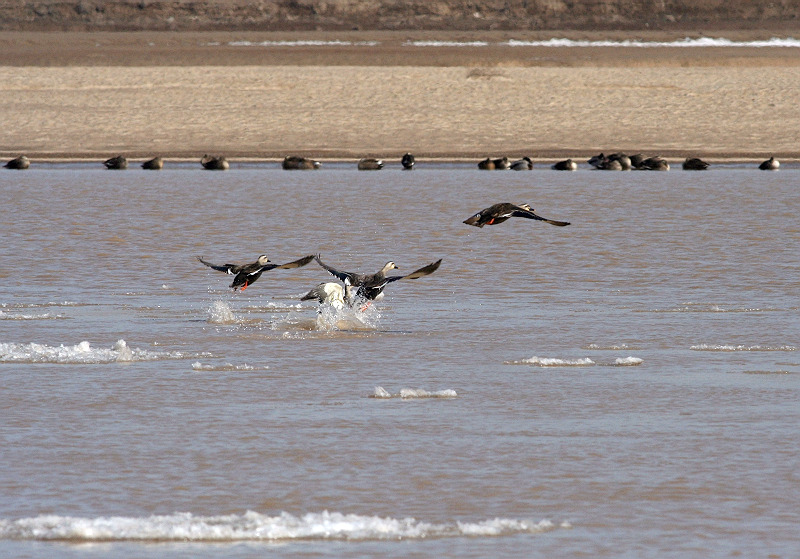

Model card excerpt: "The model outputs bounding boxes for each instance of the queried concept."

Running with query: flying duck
[463,203,570,228]
[682,157,709,170]
[551,158,577,171]
[141,156,164,170]
[4,155,30,169]
[200,154,229,170]
[759,157,780,170]
[282,156,321,170]
[103,155,128,170]
[314,256,442,303]
[401,153,415,170]
[510,157,533,171]
[357,158,384,170]
[197,253,315,291]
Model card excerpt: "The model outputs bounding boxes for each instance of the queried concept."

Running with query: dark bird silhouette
[282,156,321,170]
[200,154,229,170]
[510,157,533,171]
[4,155,30,169]
[103,155,127,170]
[759,157,780,170]
[197,254,314,291]
[463,203,570,228]
[551,158,577,171]
[141,156,164,170]
[357,158,384,170]
[401,152,415,170]
[682,157,709,170]
[314,255,442,303]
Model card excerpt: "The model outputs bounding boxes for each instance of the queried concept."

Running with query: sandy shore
[2,31,800,161]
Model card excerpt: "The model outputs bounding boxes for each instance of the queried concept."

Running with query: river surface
[1,161,798,558]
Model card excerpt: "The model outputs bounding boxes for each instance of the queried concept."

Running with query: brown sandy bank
[1,31,799,161]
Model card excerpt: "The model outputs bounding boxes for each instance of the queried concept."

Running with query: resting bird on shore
[510,157,533,171]
[141,156,164,170]
[357,158,384,170]
[103,155,127,170]
[314,255,442,303]
[682,157,709,170]
[759,156,780,170]
[4,155,30,169]
[463,203,570,228]
[637,156,670,171]
[282,155,321,170]
[201,154,229,170]
[197,254,315,291]
[551,158,577,171]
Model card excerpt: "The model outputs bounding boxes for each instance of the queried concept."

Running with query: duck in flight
[197,254,315,291]
[313,255,442,304]
[463,203,570,228]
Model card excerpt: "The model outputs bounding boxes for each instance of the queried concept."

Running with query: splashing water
[207,300,237,324]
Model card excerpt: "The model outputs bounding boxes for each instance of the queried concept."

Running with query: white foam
[690,344,796,352]
[372,386,458,399]
[585,343,633,350]
[0,310,63,320]
[314,303,381,332]
[508,356,596,367]
[227,40,379,47]
[405,40,490,47]
[614,356,644,366]
[191,362,261,371]
[0,511,564,541]
[506,37,800,48]
[0,340,197,364]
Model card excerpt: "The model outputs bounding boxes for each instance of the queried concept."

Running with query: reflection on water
[0,164,798,558]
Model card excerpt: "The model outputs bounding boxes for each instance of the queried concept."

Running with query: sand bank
[2,31,799,161]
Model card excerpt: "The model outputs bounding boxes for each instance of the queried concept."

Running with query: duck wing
[510,206,571,227]
[385,259,443,284]
[272,254,315,270]
[314,255,364,285]
[196,256,241,275]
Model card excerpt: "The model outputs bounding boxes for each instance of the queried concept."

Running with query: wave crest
[0,511,564,542]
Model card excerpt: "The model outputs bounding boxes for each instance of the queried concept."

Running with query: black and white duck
[314,255,442,303]
[200,154,229,170]
[759,157,780,170]
[197,254,315,291]
[463,203,570,228]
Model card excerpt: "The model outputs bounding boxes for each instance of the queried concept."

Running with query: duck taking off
[197,254,315,291]
[314,256,442,303]
[463,203,570,228]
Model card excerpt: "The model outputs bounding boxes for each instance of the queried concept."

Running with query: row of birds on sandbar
[197,202,569,308]
[2,153,783,171]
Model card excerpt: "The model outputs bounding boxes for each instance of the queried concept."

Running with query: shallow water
[1,162,798,558]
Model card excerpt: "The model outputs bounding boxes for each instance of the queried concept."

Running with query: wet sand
[2,31,799,161]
